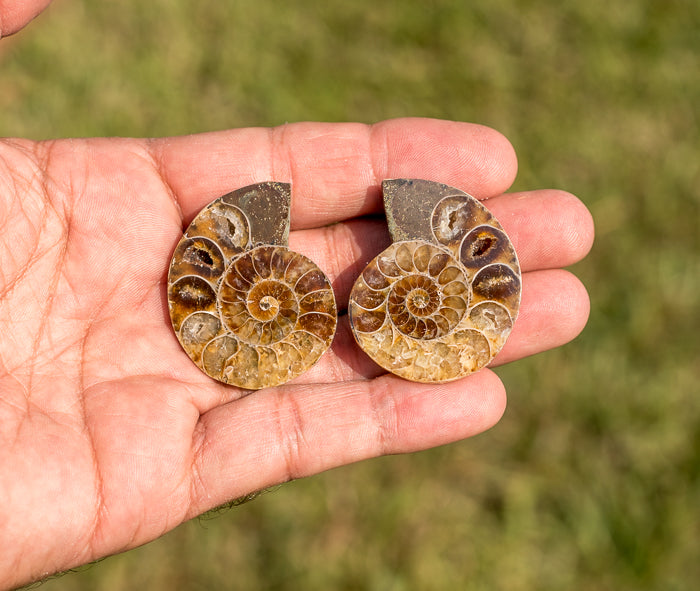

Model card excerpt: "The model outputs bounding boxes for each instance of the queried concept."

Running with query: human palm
[0,119,593,588]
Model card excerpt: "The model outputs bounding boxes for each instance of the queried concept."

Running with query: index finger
[150,117,518,229]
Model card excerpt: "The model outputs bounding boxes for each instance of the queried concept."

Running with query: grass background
[2,0,698,589]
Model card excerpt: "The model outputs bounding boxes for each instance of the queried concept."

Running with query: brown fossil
[168,182,337,389]
[348,179,521,383]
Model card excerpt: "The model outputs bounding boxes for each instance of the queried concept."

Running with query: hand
[0,119,593,588]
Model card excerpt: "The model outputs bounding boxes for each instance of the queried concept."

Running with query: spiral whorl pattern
[351,241,470,341]
[348,179,521,383]
[168,183,336,390]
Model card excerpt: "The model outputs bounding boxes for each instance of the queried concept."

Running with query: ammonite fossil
[168,182,337,390]
[348,179,521,383]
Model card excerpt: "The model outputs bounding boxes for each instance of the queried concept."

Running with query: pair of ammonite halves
[167,179,521,390]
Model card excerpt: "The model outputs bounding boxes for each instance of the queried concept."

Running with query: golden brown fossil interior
[167,183,337,390]
[349,179,521,383]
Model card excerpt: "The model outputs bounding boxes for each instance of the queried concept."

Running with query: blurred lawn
[2,0,699,589]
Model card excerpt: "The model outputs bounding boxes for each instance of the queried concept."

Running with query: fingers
[149,118,518,228]
[188,189,593,401]
[481,189,595,270]
[299,268,591,383]
[290,189,595,306]
[190,264,591,401]
[490,269,590,366]
[188,368,507,515]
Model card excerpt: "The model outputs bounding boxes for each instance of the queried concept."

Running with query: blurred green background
[2,0,698,589]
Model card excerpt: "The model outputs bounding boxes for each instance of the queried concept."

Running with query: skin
[0,4,594,590]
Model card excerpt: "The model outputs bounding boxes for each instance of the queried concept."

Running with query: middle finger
[290,189,594,307]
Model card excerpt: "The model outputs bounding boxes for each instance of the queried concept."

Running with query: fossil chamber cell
[167,182,337,390]
[348,179,521,383]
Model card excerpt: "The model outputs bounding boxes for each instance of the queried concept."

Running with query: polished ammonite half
[348,179,521,383]
[167,182,337,389]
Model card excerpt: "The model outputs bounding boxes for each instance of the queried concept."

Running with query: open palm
[0,119,593,588]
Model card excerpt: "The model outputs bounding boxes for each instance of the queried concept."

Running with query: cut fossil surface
[168,182,337,390]
[349,179,521,383]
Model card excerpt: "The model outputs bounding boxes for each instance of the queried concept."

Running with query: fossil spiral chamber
[167,182,337,390]
[349,179,521,383]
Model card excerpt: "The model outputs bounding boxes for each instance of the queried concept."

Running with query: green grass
[3,0,699,589]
